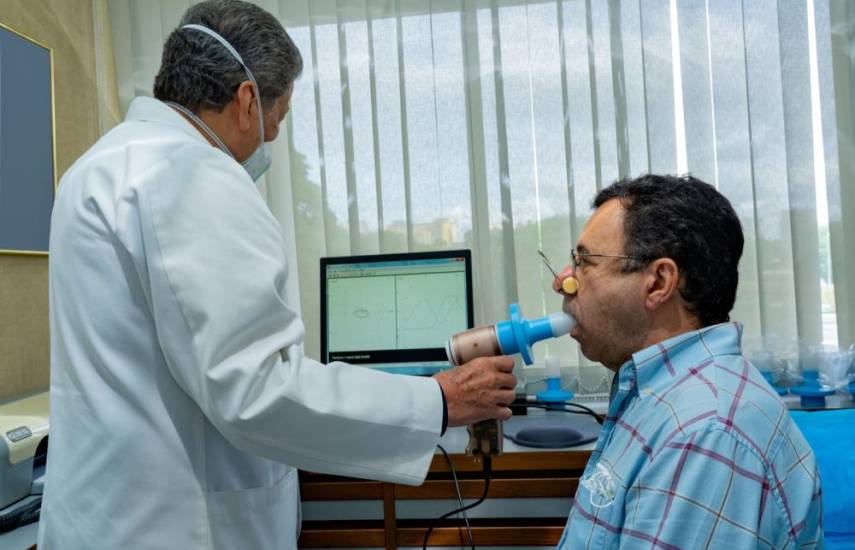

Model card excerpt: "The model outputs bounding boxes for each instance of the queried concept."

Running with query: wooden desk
[298,445,592,549]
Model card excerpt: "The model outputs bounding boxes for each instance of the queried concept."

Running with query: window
[110,0,855,389]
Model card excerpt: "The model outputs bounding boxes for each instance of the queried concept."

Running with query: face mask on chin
[176,24,272,182]
[240,126,272,182]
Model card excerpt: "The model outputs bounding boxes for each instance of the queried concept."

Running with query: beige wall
[0,0,100,400]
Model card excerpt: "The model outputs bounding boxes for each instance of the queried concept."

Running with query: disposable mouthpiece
[548,312,576,337]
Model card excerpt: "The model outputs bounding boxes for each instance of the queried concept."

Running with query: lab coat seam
[135,158,214,411]
[136,161,217,549]
[199,398,211,549]
[112,143,219,541]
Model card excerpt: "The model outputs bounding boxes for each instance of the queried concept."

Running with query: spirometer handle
[465,419,503,456]
[445,304,574,457]
[446,341,504,457]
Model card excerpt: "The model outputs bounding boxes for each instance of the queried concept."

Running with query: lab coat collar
[125,96,212,147]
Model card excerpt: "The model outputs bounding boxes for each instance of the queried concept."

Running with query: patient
[552,174,822,549]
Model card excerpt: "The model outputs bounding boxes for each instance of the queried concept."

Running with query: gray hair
[153,0,302,112]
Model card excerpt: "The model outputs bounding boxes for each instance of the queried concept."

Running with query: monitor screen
[320,250,473,375]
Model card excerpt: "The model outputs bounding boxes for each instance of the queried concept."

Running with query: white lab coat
[38,97,444,549]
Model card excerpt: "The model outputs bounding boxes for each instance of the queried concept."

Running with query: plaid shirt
[558,323,823,549]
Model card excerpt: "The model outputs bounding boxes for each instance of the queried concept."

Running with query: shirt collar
[617,322,744,397]
[124,96,211,146]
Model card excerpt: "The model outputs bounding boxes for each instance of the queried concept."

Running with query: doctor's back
[40,103,297,549]
[38,2,454,548]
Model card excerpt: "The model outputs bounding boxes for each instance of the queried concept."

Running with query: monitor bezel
[319,249,474,374]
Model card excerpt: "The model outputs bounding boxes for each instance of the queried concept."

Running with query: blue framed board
[0,23,55,255]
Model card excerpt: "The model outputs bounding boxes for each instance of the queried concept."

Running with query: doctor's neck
[171,107,220,149]
[169,104,254,162]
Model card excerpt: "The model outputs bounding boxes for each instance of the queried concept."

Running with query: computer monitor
[320,250,474,375]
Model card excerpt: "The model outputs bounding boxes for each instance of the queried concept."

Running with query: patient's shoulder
[629,354,790,459]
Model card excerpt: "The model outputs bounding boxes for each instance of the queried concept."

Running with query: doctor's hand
[433,356,516,427]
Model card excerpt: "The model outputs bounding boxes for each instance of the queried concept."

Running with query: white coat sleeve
[132,144,443,485]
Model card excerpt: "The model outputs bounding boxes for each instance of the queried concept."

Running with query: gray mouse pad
[504,415,601,448]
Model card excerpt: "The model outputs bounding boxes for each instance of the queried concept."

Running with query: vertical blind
[108,0,855,389]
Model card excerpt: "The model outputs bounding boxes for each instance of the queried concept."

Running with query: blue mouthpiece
[494,303,575,365]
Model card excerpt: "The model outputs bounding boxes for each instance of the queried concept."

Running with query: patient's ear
[643,258,680,311]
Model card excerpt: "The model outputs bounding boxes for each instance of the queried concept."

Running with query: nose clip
[562,277,578,295]
[538,250,559,278]
[539,251,579,295]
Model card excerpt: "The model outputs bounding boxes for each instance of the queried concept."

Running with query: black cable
[565,402,605,424]
[524,403,601,421]
[436,444,474,549]
[422,455,493,550]
[421,400,600,548]
[523,401,604,424]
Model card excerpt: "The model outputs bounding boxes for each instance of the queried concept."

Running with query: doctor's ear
[234,80,257,133]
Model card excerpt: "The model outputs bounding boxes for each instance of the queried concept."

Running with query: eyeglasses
[570,248,642,271]
[539,249,644,278]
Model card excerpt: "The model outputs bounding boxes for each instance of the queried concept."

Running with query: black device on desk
[320,249,473,376]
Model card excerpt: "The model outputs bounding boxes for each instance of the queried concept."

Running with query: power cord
[421,401,597,548]
[514,395,604,424]
[437,444,474,549]
[422,452,493,550]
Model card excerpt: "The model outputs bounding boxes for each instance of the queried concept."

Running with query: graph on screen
[395,272,467,348]
[326,262,468,352]
[326,275,397,351]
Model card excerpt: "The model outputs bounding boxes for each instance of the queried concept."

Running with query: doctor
[38,1,516,548]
